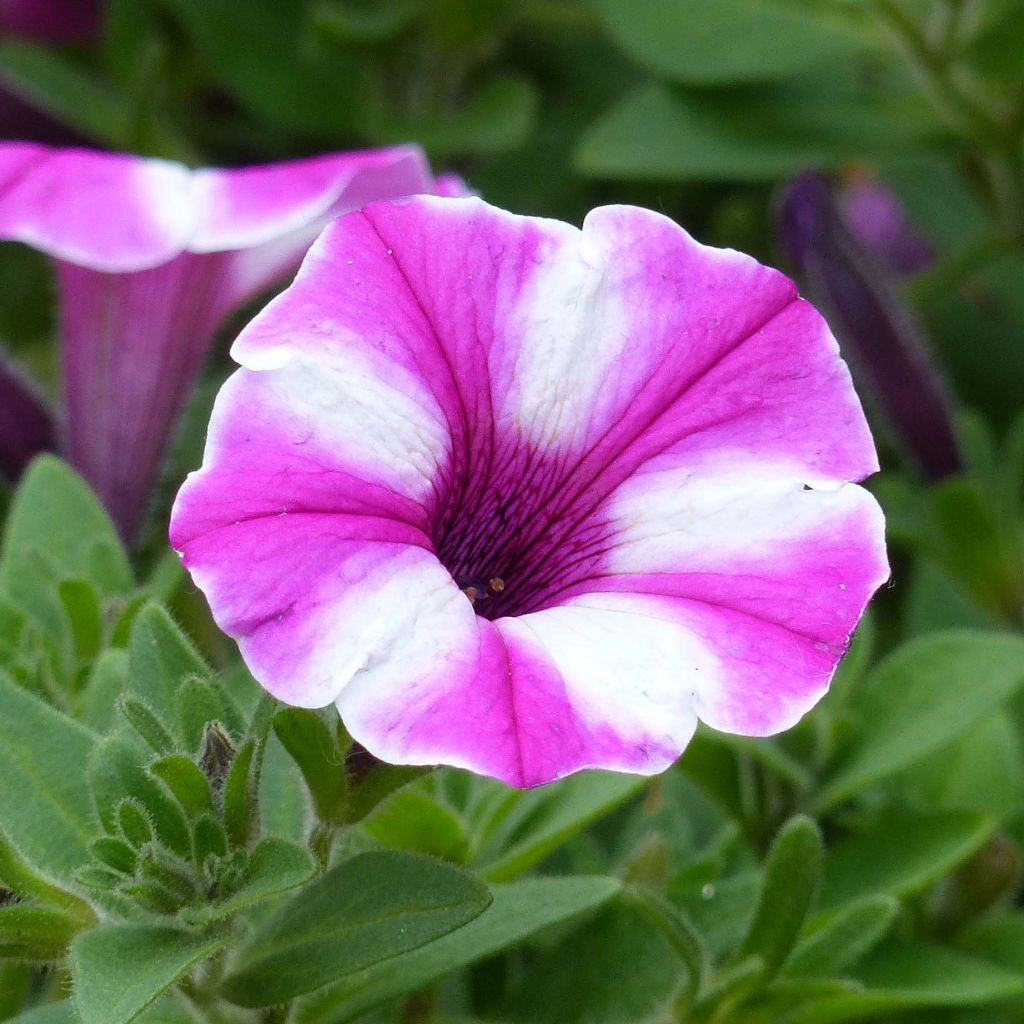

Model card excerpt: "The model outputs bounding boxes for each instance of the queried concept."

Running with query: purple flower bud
[777,171,962,482]
[839,177,934,277]
[0,354,56,479]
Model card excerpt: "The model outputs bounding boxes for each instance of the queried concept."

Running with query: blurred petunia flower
[0,142,435,538]
[172,197,888,787]
[778,171,962,482]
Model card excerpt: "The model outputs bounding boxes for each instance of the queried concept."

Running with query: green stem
[874,0,1003,139]
[874,0,1024,244]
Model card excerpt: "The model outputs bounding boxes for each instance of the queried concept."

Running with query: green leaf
[88,737,191,858]
[502,899,686,1024]
[273,708,346,823]
[787,942,1024,1022]
[220,849,492,1006]
[366,76,538,158]
[784,896,899,978]
[0,830,95,918]
[6,1001,75,1024]
[295,876,622,1024]
[738,816,822,980]
[0,671,97,878]
[260,731,310,843]
[314,0,421,43]
[623,887,707,1012]
[962,0,1024,80]
[474,771,645,882]
[117,798,154,848]
[183,837,316,924]
[958,912,1024,973]
[818,630,1024,809]
[363,789,469,863]
[576,76,931,182]
[128,604,209,732]
[900,710,1024,821]
[57,579,103,660]
[0,457,132,637]
[79,649,129,733]
[72,924,229,1024]
[0,41,132,147]
[593,0,869,83]
[222,738,257,848]
[674,871,761,961]
[90,836,138,874]
[344,761,431,824]
[173,676,224,754]
[821,809,994,908]
[120,699,176,756]
[0,905,82,959]
[191,813,227,869]
[150,755,214,818]
[158,0,367,138]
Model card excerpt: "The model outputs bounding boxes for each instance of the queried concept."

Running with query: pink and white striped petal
[0,147,194,272]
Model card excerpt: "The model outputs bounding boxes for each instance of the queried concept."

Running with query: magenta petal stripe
[172,195,889,787]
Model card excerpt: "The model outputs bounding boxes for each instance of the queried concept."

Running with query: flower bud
[777,171,962,482]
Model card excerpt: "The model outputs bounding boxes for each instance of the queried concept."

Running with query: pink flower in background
[0,143,435,537]
[171,196,888,788]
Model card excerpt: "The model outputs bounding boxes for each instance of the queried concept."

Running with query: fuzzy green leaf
[738,816,823,980]
[184,837,316,924]
[220,849,492,1006]
[0,672,97,878]
[72,924,229,1024]
[784,895,899,978]
[295,875,622,1024]
[821,809,995,908]
[0,457,131,641]
[128,605,209,732]
[593,0,869,84]
[474,771,645,882]
[819,630,1024,809]
[272,708,346,823]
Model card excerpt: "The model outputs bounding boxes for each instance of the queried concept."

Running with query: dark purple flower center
[431,444,612,620]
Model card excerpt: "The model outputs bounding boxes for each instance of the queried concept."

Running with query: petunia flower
[0,142,435,537]
[171,196,889,788]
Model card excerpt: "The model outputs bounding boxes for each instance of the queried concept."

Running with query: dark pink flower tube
[0,143,436,538]
[171,196,889,787]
